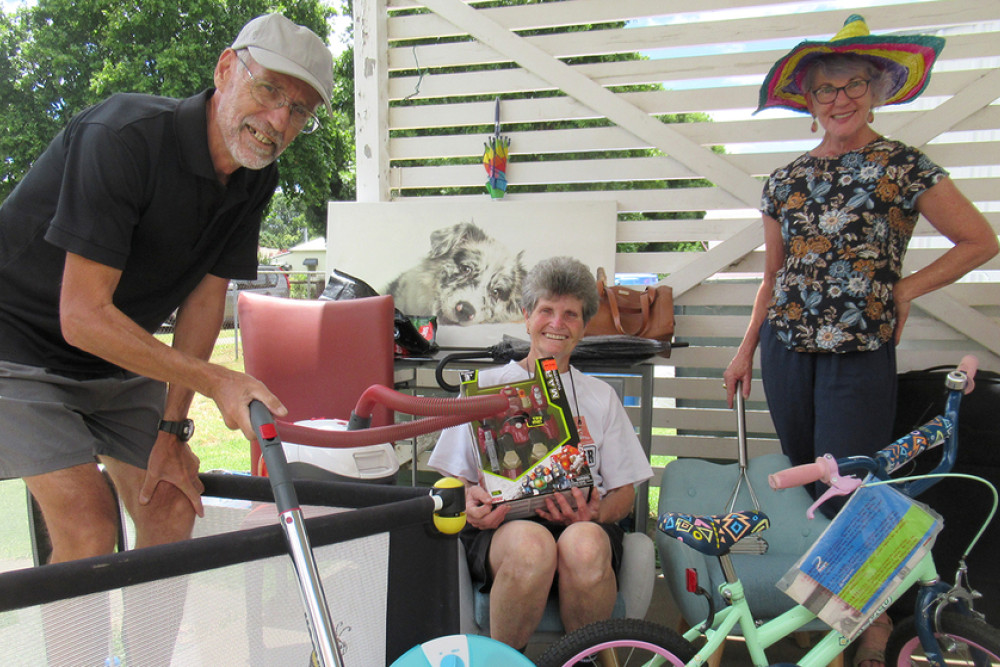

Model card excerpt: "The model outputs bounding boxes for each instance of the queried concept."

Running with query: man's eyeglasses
[235,53,321,135]
[811,79,870,105]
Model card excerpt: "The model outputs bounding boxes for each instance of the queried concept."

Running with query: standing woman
[724,15,997,667]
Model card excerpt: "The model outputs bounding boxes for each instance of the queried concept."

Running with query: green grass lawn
[188,357,253,473]
[0,479,32,562]
[154,332,252,473]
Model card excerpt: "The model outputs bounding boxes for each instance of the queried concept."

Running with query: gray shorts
[0,360,166,477]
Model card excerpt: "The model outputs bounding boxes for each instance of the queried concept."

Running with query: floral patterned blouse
[761,137,947,353]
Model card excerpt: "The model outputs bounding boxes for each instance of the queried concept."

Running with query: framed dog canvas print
[326,199,618,348]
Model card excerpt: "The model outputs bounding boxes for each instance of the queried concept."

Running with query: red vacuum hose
[353,384,505,419]
[274,388,508,449]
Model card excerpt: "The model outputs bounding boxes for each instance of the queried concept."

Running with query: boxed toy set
[461,358,592,520]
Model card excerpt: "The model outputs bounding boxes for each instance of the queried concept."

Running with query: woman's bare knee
[558,523,610,565]
[491,521,558,579]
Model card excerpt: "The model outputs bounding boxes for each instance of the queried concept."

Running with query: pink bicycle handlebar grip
[958,355,979,394]
[958,355,979,378]
[769,455,835,490]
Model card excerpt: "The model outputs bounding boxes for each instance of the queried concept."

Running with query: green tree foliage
[0,0,354,238]
[259,190,309,251]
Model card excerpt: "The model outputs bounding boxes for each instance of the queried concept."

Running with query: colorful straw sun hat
[756,14,945,114]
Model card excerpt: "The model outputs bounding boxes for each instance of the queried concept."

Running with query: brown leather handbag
[584,268,674,341]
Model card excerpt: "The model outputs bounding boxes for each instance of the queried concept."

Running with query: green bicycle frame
[671,551,940,667]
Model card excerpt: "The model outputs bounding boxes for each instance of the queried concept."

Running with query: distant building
[274,236,327,275]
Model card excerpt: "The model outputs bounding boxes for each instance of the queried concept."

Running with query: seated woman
[428,256,653,651]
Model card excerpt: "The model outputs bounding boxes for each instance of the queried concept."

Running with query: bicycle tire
[887,611,1000,665]
[535,618,696,667]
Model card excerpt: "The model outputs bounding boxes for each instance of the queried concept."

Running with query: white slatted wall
[346,0,1000,466]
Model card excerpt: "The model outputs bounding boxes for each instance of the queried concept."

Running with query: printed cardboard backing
[461,358,592,520]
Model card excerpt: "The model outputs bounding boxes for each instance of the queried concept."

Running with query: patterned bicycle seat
[657,510,770,557]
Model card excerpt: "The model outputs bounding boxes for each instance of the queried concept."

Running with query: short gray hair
[521,256,600,324]
[803,54,893,107]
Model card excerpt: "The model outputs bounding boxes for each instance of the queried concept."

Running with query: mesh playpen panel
[0,474,459,666]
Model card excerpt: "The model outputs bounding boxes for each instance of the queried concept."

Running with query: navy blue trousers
[759,320,897,507]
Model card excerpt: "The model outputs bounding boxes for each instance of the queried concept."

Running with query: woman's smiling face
[806,70,874,142]
[524,294,586,368]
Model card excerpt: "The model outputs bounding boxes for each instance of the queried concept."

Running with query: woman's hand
[895,176,999,346]
[893,287,913,344]
[537,486,600,525]
[721,213,782,408]
[465,480,508,530]
[723,352,754,409]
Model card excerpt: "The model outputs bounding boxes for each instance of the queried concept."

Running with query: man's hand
[536,486,600,525]
[139,432,206,517]
[209,367,287,440]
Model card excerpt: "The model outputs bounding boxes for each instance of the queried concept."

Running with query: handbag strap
[606,287,624,334]
[595,267,608,298]
[605,285,654,336]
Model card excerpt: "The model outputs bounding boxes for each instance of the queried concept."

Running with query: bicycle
[535,356,1000,667]
[248,383,538,667]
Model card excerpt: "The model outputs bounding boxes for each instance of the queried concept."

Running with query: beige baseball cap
[231,13,334,116]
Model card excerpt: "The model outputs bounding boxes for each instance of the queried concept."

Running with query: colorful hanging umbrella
[483,97,510,199]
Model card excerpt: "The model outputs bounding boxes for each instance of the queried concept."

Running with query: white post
[353,0,391,203]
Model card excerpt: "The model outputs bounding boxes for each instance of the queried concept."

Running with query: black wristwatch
[158,418,195,442]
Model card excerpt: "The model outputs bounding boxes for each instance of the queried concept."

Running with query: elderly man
[0,14,333,664]
[0,13,332,661]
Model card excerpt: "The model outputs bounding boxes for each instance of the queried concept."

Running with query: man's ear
[214,49,237,89]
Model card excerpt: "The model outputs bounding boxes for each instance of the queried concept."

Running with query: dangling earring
[867,109,875,124]
[810,117,818,133]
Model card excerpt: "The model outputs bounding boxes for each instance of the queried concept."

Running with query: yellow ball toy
[432,477,467,535]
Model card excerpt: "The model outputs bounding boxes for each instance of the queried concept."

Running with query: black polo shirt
[0,89,278,376]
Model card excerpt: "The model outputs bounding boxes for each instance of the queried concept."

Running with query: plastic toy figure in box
[477,426,501,474]
[552,444,587,478]
[519,444,587,497]
[484,384,563,471]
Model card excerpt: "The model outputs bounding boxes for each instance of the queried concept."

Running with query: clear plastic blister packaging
[777,481,943,640]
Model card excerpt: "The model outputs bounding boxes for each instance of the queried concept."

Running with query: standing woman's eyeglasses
[811,79,870,105]
[235,53,322,134]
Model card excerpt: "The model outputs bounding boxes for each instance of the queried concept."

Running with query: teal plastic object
[391,634,533,666]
